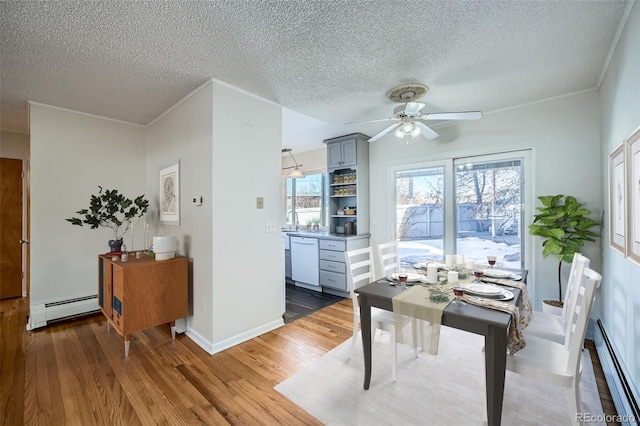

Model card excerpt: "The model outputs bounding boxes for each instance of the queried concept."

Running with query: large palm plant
[528,195,600,305]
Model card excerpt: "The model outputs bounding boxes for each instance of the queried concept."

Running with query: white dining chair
[376,241,400,279]
[524,253,590,344]
[376,240,427,351]
[345,246,417,381]
[505,266,602,425]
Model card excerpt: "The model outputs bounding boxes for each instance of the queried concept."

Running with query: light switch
[257,197,264,209]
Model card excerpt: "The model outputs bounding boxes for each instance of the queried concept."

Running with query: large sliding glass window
[454,156,523,269]
[285,173,328,229]
[394,151,528,269]
[395,166,445,265]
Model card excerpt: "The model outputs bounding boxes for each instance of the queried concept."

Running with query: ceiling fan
[348,84,483,142]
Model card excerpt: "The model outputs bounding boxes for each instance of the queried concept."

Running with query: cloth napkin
[481,277,532,328]
[461,294,526,354]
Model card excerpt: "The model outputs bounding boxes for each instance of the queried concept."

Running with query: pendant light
[282,148,304,179]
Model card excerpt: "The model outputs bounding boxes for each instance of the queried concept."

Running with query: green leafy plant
[66,186,149,241]
[528,195,600,305]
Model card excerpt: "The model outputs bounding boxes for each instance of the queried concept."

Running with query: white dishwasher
[290,236,320,291]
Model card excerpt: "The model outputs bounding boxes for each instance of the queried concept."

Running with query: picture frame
[609,143,626,255]
[159,160,180,226]
[626,127,640,265]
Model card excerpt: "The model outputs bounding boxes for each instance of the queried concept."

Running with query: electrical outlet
[265,220,277,233]
[192,195,203,206]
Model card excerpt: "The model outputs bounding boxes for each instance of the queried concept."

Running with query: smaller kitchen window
[285,173,328,229]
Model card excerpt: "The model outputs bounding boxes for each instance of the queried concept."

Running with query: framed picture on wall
[159,160,180,226]
[609,144,626,255]
[626,127,640,265]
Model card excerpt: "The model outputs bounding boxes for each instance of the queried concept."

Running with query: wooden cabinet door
[0,158,23,299]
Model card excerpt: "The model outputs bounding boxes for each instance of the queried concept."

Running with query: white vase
[542,299,563,316]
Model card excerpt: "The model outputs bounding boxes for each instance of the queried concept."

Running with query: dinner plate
[463,283,504,296]
[493,290,514,301]
[482,269,513,279]
[389,272,424,282]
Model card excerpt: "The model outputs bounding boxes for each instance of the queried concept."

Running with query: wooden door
[0,158,23,299]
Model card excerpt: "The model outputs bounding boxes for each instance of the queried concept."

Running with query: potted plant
[66,186,149,252]
[528,194,600,314]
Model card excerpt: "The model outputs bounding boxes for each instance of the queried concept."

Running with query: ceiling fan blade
[415,121,440,140]
[422,111,483,121]
[403,102,425,115]
[368,123,401,142]
[344,117,396,125]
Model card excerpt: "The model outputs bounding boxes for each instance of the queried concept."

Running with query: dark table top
[356,269,528,335]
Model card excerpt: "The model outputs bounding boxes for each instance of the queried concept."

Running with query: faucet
[287,210,299,231]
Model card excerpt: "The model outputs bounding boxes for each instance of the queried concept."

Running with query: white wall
[599,2,640,390]
[368,91,603,311]
[27,80,284,353]
[0,129,29,158]
[281,146,327,178]
[210,81,284,351]
[29,104,146,306]
[145,81,215,347]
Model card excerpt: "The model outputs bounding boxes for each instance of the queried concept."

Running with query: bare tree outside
[395,158,523,267]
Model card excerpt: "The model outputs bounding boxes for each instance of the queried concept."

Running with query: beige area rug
[275,326,605,425]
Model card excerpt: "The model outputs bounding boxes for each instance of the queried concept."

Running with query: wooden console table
[98,252,188,356]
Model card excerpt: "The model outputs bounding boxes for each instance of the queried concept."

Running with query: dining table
[356,268,528,426]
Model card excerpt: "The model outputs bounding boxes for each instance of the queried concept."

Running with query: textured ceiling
[0,0,630,152]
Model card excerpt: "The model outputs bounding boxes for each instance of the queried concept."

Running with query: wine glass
[487,256,497,269]
[451,287,466,305]
[398,273,408,289]
[473,269,485,283]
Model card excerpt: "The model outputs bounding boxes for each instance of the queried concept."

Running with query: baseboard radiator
[26,294,100,330]
[594,319,640,425]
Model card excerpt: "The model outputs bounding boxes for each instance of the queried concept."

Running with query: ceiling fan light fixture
[394,127,404,138]
[401,122,414,134]
[411,125,421,138]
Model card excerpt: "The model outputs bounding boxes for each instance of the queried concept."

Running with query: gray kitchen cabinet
[327,137,357,169]
[318,237,368,296]
[324,133,369,236]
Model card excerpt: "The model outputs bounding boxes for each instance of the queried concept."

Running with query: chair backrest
[561,253,590,332]
[376,241,399,279]
[344,247,375,311]
[564,267,601,376]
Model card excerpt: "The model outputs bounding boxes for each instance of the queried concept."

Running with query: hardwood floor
[1,296,620,425]
[283,283,344,323]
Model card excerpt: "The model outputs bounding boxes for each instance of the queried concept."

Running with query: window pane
[455,159,522,269]
[395,167,445,266]
[285,174,329,229]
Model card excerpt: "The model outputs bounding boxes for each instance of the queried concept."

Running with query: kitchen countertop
[283,230,370,241]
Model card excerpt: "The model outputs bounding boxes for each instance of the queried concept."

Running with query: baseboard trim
[594,319,640,424]
[27,295,99,330]
[187,318,285,355]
